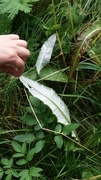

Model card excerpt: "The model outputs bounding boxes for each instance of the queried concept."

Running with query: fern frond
[0,0,39,19]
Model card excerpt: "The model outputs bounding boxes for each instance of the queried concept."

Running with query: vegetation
[0,0,101,179]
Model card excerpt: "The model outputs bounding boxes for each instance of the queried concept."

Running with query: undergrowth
[0,0,101,179]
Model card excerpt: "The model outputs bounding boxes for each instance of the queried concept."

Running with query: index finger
[1,34,20,40]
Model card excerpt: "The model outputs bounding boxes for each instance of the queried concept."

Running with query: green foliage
[0,0,39,19]
[63,123,80,136]
[0,14,12,34]
[13,134,35,143]
[0,141,43,179]
[69,21,101,79]
[54,135,63,149]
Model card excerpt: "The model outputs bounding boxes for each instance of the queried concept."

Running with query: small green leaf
[65,141,75,152]
[5,169,12,175]
[5,173,12,180]
[47,116,56,123]
[35,131,45,139]
[34,124,41,131]
[9,158,13,167]
[16,159,27,165]
[0,168,4,179]
[13,153,24,158]
[25,175,32,180]
[26,148,35,161]
[19,170,29,179]
[12,169,19,178]
[21,143,27,154]
[29,167,42,177]
[12,141,22,153]
[1,158,9,166]
[82,169,93,179]
[63,123,80,135]
[30,96,40,107]
[54,135,63,149]
[0,172,4,179]
[1,158,13,168]
[34,140,45,153]
[54,124,62,132]
[13,134,35,143]
[21,115,37,126]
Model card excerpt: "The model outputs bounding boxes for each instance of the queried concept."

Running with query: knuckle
[13,34,20,39]
[24,41,28,47]
[8,50,17,60]
[19,60,25,68]
[27,49,30,56]
[16,35,20,39]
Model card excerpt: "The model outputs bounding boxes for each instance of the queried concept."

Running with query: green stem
[51,0,67,69]
[0,129,32,135]
[66,0,76,41]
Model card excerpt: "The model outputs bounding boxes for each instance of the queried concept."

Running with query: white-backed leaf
[35,34,56,74]
[19,76,70,125]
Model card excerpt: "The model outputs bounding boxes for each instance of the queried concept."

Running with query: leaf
[21,143,27,154]
[13,134,35,143]
[16,159,27,165]
[69,21,101,79]
[0,0,38,19]
[34,124,41,131]
[65,141,75,152]
[21,115,37,126]
[1,158,13,168]
[34,140,45,153]
[23,66,68,83]
[54,124,62,132]
[13,153,24,158]
[0,14,12,34]
[19,76,71,126]
[9,158,13,167]
[77,62,101,71]
[11,169,19,178]
[19,170,29,179]
[5,169,12,175]
[35,34,56,74]
[5,173,12,180]
[39,66,68,82]
[26,148,35,161]
[35,131,45,139]
[29,167,42,177]
[0,168,4,179]
[12,141,22,153]
[25,175,32,180]
[54,135,63,149]
[1,158,9,166]
[63,123,80,135]
[82,169,93,179]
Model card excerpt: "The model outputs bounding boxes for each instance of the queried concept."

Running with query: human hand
[0,34,30,77]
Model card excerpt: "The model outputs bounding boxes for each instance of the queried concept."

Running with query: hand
[0,34,30,77]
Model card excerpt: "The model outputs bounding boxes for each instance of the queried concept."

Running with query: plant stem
[51,0,67,69]
[25,88,101,161]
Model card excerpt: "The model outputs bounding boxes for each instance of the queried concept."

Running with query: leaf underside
[35,34,56,74]
[19,76,70,126]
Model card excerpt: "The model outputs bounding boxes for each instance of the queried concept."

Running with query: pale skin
[0,34,30,77]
